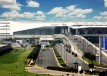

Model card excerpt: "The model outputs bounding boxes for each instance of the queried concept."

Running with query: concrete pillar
[76,29,78,35]
[68,26,70,36]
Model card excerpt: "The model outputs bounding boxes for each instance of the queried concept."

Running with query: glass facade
[13,26,70,35]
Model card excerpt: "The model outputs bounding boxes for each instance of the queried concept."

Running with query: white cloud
[1,11,35,19]
[47,5,93,19]
[76,14,86,18]
[68,9,93,16]
[0,0,21,10]
[35,11,46,21]
[36,11,44,15]
[1,10,46,21]
[104,0,107,7]
[47,7,68,17]
[66,5,76,11]
[48,7,67,14]
[93,11,107,21]
[100,11,107,16]
[27,1,39,8]
[23,12,35,18]
[1,11,23,19]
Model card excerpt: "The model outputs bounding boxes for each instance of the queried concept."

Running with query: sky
[0,0,107,22]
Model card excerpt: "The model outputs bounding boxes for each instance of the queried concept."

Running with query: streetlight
[4,25,10,44]
[99,36,102,65]
[0,26,4,41]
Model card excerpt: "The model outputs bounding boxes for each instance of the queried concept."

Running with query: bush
[0,45,13,56]
[84,52,96,61]
[27,44,41,62]
[88,63,94,68]
[47,66,78,73]
[79,70,83,74]
[72,52,74,55]
[74,53,77,57]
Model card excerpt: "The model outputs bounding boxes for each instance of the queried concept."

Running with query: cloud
[0,0,21,10]
[104,0,107,7]
[23,12,35,18]
[1,11,23,19]
[93,11,107,21]
[68,9,93,16]
[35,11,46,21]
[66,5,76,11]
[27,0,39,8]
[1,11,35,19]
[76,14,86,18]
[47,7,68,17]
[1,10,46,21]
[47,5,93,19]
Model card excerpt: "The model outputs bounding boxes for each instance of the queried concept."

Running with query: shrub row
[0,44,13,56]
[47,66,107,75]
[47,66,78,73]
[27,44,41,62]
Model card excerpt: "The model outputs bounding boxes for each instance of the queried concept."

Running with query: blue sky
[0,0,107,22]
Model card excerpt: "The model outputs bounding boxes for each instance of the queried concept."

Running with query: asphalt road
[55,44,88,69]
[70,35,107,65]
[54,35,106,71]
[36,48,59,68]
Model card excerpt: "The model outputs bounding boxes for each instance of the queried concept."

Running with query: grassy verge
[53,48,67,67]
[82,57,107,68]
[0,47,50,76]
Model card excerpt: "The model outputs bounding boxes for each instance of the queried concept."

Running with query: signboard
[101,36,107,50]
[78,66,81,71]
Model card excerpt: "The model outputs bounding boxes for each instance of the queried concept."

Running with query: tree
[84,52,96,61]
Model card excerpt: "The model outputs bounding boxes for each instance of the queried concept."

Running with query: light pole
[5,25,9,44]
[65,37,68,64]
[82,39,84,71]
[99,36,102,65]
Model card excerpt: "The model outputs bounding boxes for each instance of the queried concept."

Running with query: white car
[96,52,99,57]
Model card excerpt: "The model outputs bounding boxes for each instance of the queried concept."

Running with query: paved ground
[71,35,107,65]
[26,66,98,76]
[67,35,107,71]
[36,48,59,68]
[55,44,89,69]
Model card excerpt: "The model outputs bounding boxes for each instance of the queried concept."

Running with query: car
[96,52,99,57]
[88,44,91,46]
[41,49,45,51]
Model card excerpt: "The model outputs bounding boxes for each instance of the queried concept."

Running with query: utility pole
[99,36,102,65]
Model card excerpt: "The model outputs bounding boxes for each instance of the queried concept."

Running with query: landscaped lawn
[0,47,49,76]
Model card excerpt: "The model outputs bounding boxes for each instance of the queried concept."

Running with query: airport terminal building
[1,21,107,46]
[13,22,107,36]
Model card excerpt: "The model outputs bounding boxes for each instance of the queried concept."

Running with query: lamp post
[65,38,68,64]
[5,25,9,44]
[99,36,102,65]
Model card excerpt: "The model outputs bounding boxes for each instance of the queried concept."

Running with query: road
[26,66,98,76]
[54,35,106,71]
[36,48,59,68]
[70,35,107,65]
[55,44,88,69]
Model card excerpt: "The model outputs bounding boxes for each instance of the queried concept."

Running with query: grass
[54,48,67,67]
[82,57,107,68]
[0,47,51,76]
